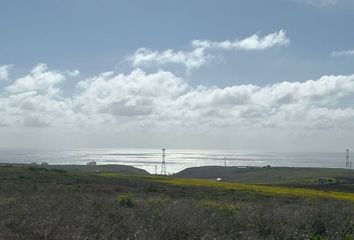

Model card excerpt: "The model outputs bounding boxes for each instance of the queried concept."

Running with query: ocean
[0,148,348,174]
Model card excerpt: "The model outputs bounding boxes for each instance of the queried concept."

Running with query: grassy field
[1,164,354,239]
[98,172,354,202]
[0,163,149,175]
[153,176,354,202]
[175,166,353,184]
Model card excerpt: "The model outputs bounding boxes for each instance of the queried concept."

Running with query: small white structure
[216,177,222,182]
[87,161,97,166]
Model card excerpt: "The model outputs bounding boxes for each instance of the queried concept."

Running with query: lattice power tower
[346,149,352,176]
[161,148,166,175]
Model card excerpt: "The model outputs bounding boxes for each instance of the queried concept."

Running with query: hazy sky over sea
[1,0,354,151]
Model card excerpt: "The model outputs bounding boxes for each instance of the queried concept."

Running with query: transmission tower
[161,148,166,175]
[346,149,351,176]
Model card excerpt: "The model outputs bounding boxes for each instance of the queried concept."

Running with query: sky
[1,0,354,151]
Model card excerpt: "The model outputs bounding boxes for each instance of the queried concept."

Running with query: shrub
[309,234,323,240]
[28,166,48,172]
[116,192,134,207]
[149,196,170,206]
[199,199,239,214]
[50,169,67,174]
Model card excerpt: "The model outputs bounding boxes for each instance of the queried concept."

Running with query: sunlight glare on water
[0,148,347,174]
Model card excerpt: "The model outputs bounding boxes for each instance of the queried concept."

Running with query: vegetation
[116,192,134,207]
[175,166,352,184]
[152,176,354,202]
[1,164,354,239]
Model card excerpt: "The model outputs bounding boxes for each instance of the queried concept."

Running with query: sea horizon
[0,148,348,174]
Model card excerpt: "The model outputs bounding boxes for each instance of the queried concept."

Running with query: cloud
[66,69,80,77]
[1,65,354,133]
[330,50,354,57]
[74,68,187,119]
[293,0,339,7]
[0,65,11,81]
[191,30,289,51]
[129,30,289,71]
[129,47,211,71]
[0,64,80,128]
[0,90,75,128]
[173,74,354,129]
[6,64,66,95]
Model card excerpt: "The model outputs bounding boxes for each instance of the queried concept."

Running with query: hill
[1,165,354,239]
[0,163,149,175]
[175,166,352,184]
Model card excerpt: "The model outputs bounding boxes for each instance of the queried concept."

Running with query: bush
[28,166,48,172]
[116,192,134,207]
[50,169,67,174]
[309,235,323,240]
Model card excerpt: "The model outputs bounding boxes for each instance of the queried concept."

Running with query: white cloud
[0,64,79,128]
[330,50,354,57]
[2,65,354,136]
[2,92,75,127]
[293,0,339,7]
[66,69,80,77]
[173,74,354,130]
[6,64,66,95]
[129,30,289,71]
[76,72,354,130]
[129,47,210,71]
[74,68,187,120]
[0,65,11,81]
[191,30,289,51]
